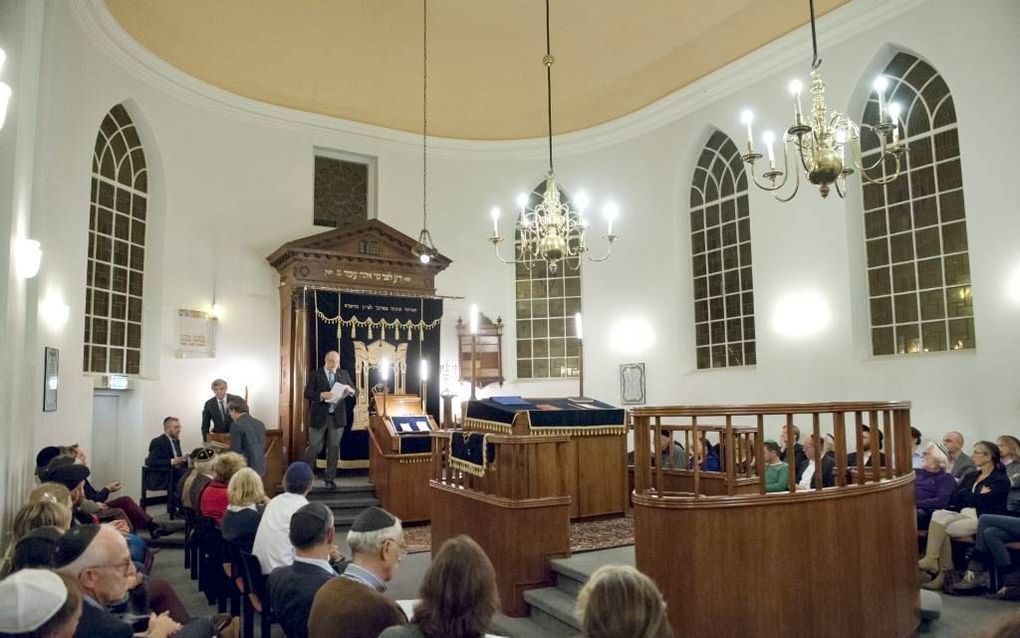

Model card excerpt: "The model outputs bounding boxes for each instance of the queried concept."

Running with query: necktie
[171,437,180,457]
[327,371,336,414]
[219,399,226,421]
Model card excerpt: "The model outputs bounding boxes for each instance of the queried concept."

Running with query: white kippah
[0,569,69,632]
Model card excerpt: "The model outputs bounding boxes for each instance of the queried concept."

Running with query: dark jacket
[84,479,110,503]
[202,393,242,440]
[797,455,836,487]
[781,443,808,468]
[950,467,1010,516]
[304,368,356,430]
[222,507,263,554]
[144,434,183,491]
[268,560,337,638]
[230,413,267,476]
[75,600,133,638]
[847,451,887,468]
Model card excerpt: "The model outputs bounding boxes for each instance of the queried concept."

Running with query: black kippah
[349,506,396,533]
[43,458,90,491]
[13,527,63,571]
[190,447,215,461]
[35,446,62,470]
[53,524,101,568]
[289,503,331,546]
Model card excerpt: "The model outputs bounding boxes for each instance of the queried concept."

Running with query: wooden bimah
[463,397,627,519]
[368,394,434,523]
[430,431,571,616]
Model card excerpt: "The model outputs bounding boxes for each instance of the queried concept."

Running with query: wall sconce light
[15,238,41,279]
[40,294,70,329]
[209,303,222,319]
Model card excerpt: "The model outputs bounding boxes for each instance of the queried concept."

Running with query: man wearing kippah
[267,502,345,638]
[0,569,81,637]
[308,507,407,638]
[55,525,232,638]
[253,462,315,574]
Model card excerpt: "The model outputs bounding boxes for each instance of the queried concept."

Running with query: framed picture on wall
[43,347,59,412]
[619,363,645,405]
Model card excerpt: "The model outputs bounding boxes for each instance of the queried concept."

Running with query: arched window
[860,52,973,355]
[84,104,148,375]
[514,181,581,379]
[690,130,755,369]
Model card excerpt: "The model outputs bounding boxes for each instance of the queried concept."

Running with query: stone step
[489,612,576,638]
[549,557,591,598]
[521,586,581,634]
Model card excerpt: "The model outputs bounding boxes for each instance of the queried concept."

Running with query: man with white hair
[308,507,407,638]
[55,524,227,638]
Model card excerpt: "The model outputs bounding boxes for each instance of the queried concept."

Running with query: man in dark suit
[201,378,242,442]
[847,424,887,468]
[304,351,356,490]
[145,416,186,492]
[228,398,267,476]
[267,503,344,638]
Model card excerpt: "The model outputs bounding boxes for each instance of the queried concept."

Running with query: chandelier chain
[545,0,554,173]
[809,0,821,70]
[422,0,429,229]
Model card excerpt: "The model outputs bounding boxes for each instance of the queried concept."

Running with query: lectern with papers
[368,394,436,523]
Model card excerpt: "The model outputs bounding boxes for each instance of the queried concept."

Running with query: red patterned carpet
[402,514,635,554]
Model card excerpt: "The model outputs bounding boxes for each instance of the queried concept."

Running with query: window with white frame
[514,182,581,379]
[690,130,756,369]
[85,104,147,375]
[860,52,974,355]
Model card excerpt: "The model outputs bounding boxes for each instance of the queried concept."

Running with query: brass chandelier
[739,0,905,200]
[487,0,618,274]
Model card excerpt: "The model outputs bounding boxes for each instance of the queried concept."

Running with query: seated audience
[846,424,886,468]
[943,430,976,481]
[144,417,187,493]
[796,434,834,488]
[267,503,340,638]
[955,513,1020,592]
[823,433,836,461]
[575,564,673,638]
[762,440,790,493]
[997,435,1020,513]
[1,500,73,576]
[688,437,720,472]
[779,424,807,467]
[253,462,314,574]
[910,427,923,468]
[182,448,217,511]
[380,535,499,638]
[55,524,228,638]
[65,444,170,539]
[919,440,1010,590]
[199,453,247,525]
[914,442,956,530]
[221,468,266,553]
[308,507,407,638]
[0,569,83,638]
[656,430,687,469]
[11,527,64,573]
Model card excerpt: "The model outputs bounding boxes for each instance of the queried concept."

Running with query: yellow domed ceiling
[105,0,846,140]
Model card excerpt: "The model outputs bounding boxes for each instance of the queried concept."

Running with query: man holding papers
[304,350,357,489]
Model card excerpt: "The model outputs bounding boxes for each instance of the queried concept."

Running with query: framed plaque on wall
[619,362,645,405]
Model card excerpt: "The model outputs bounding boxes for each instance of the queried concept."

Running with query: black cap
[861,424,884,445]
[35,447,62,470]
[289,502,331,547]
[53,524,101,568]
[349,506,396,533]
[43,457,90,491]
[190,447,215,461]
[12,527,63,571]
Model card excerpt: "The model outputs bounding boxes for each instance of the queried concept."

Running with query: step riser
[554,571,586,598]
[307,490,377,501]
[528,604,580,635]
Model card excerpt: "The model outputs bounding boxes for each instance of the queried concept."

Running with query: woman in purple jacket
[915,442,956,530]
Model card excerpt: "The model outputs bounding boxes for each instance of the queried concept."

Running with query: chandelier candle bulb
[789,79,804,120]
[762,131,776,168]
[603,201,618,236]
[380,357,390,381]
[490,207,500,236]
[887,102,903,145]
[873,76,889,124]
[469,304,479,335]
[741,110,754,151]
[420,358,429,382]
[574,191,590,213]
[574,312,583,342]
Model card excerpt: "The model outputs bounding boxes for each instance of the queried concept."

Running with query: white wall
[3,0,1019,503]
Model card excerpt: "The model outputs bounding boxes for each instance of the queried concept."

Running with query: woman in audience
[380,535,499,638]
[221,468,266,553]
[0,500,72,577]
[688,436,721,472]
[0,569,83,638]
[199,452,246,525]
[914,442,956,530]
[996,435,1020,513]
[823,433,837,461]
[575,565,673,638]
[182,448,216,511]
[918,440,1010,590]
